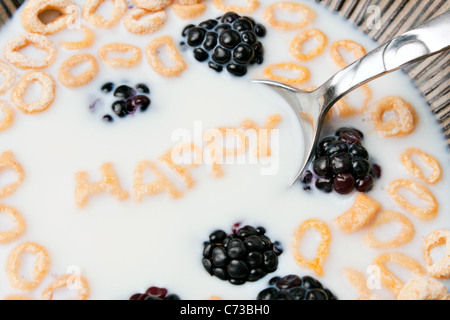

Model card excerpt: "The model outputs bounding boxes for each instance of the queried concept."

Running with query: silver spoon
[253,10,450,186]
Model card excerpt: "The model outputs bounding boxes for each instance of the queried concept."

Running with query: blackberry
[256,275,337,300]
[181,12,266,77]
[202,224,282,285]
[101,82,114,93]
[129,286,180,300]
[300,127,381,195]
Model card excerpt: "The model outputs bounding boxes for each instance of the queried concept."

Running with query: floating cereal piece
[401,148,442,185]
[82,0,127,28]
[123,8,167,35]
[388,179,438,221]
[3,33,57,69]
[42,274,90,300]
[0,60,15,94]
[99,43,142,68]
[263,2,315,31]
[21,0,79,35]
[177,0,202,4]
[60,26,95,50]
[212,0,259,13]
[369,96,416,137]
[6,241,51,291]
[240,114,282,158]
[374,252,425,297]
[333,84,372,117]
[343,268,383,300]
[11,71,56,114]
[424,230,450,279]
[0,101,14,132]
[133,160,183,201]
[4,295,32,300]
[289,29,327,62]
[334,193,381,234]
[263,62,310,87]
[0,151,25,199]
[58,53,99,88]
[364,210,414,249]
[131,0,173,11]
[172,3,207,19]
[292,219,331,276]
[75,163,129,208]
[397,276,449,300]
[330,40,366,69]
[146,35,187,77]
[0,204,26,244]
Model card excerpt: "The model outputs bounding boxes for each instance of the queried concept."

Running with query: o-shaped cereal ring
[172,3,207,19]
[333,84,372,117]
[330,40,366,69]
[123,9,168,35]
[6,241,51,291]
[61,26,95,50]
[21,0,79,35]
[0,60,15,94]
[0,101,14,132]
[369,96,416,137]
[42,274,90,300]
[364,210,415,249]
[292,219,331,276]
[99,43,142,68]
[83,0,127,29]
[401,148,442,185]
[131,0,173,11]
[263,2,316,31]
[0,151,25,199]
[424,230,450,279]
[12,71,56,114]
[397,276,449,300]
[146,36,187,77]
[212,0,259,13]
[289,29,328,62]
[388,179,438,221]
[0,204,26,243]
[263,62,310,87]
[58,54,99,88]
[3,33,57,69]
[373,252,425,297]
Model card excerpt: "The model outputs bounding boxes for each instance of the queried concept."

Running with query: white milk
[0,0,448,300]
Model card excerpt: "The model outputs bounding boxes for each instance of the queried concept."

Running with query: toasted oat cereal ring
[0,60,15,95]
[289,29,327,62]
[42,274,90,300]
[388,179,438,221]
[58,53,99,88]
[397,276,449,300]
[177,0,201,4]
[401,148,442,185]
[0,204,26,244]
[21,0,79,35]
[334,193,381,234]
[212,0,259,13]
[374,252,425,297]
[263,2,316,31]
[75,163,129,208]
[343,268,383,300]
[330,40,366,69]
[99,43,142,68]
[333,84,372,117]
[263,62,310,87]
[0,101,14,132]
[424,230,450,279]
[369,96,416,137]
[364,210,414,249]
[60,26,95,50]
[4,295,33,300]
[172,3,207,19]
[6,241,51,291]
[11,71,56,114]
[0,151,25,199]
[83,0,127,28]
[123,8,168,35]
[131,0,173,11]
[3,33,57,69]
[292,219,331,276]
[146,36,187,77]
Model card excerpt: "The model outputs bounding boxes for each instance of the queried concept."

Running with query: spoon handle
[320,10,450,116]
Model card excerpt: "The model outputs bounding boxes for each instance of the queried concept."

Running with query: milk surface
[0,0,448,300]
